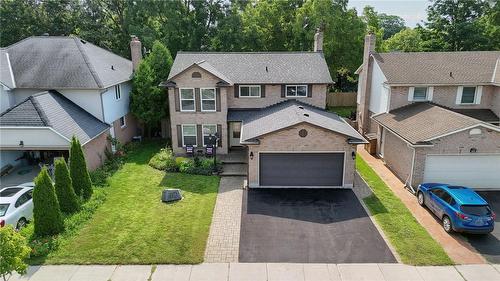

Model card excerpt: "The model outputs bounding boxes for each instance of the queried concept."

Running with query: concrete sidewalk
[6,263,500,281]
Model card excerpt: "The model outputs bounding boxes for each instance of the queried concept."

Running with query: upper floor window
[181,124,197,147]
[461,87,476,104]
[409,86,433,102]
[456,86,482,105]
[239,85,261,98]
[115,85,121,100]
[192,72,202,78]
[286,85,307,97]
[180,88,195,111]
[201,88,216,111]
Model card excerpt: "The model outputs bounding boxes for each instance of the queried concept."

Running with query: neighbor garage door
[259,153,344,187]
[423,154,500,190]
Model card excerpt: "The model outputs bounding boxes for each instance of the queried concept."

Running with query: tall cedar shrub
[54,158,80,213]
[33,167,64,236]
[69,137,93,200]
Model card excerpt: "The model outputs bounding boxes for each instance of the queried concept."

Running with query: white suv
[0,185,34,230]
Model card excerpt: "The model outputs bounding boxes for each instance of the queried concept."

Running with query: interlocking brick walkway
[204,176,245,262]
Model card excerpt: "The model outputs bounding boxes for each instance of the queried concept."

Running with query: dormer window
[408,86,433,102]
[192,72,202,78]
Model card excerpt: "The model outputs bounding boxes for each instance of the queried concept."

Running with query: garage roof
[372,102,500,145]
[230,100,366,143]
[0,91,109,144]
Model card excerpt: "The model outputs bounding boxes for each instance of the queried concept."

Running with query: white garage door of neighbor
[423,154,500,190]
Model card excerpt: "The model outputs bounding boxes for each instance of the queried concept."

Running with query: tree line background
[1,0,499,91]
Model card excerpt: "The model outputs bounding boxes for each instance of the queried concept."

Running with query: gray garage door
[259,153,344,186]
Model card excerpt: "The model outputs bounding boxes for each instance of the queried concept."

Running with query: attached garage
[259,152,344,187]
[424,154,500,190]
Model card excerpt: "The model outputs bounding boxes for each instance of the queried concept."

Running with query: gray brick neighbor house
[356,34,500,191]
[163,31,367,188]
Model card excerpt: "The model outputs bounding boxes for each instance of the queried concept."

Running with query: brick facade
[411,127,500,187]
[168,65,329,155]
[112,112,138,145]
[381,128,413,184]
[246,123,357,188]
[82,130,111,171]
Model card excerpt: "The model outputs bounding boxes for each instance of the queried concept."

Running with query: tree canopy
[1,0,498,91]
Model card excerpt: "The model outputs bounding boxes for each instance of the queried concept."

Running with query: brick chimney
[130,36,142,71]
[358,33,377,135]
[313,28,323,52]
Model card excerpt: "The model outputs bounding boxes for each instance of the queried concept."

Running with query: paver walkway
[358,148,485,264]
[7,263,500,281]
[204,176,245,262]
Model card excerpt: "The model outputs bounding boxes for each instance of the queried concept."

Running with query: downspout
[405,145,417,194]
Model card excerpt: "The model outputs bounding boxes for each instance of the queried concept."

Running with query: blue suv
[417,183,495,234]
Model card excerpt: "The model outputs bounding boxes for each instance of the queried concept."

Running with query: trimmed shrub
[33,167,64,236]
[148,148,177,171]
[178,158,195,174]
[54,158,80,213]
[69,136,93,200]
[0,225,31,280]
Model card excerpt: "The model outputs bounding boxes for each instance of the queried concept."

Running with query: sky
[348,0,430,27]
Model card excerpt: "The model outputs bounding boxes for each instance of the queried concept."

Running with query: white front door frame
[229,122,242,147]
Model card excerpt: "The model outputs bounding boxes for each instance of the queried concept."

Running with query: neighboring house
[356,34,500,190]
[0,36,140,170]
[163,31,367,188]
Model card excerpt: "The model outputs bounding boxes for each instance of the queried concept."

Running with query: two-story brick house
[356,34,500,191]
[163,32,367,188]
[0,36,139,171]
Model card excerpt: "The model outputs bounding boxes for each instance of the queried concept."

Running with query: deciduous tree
[0,225,31,281]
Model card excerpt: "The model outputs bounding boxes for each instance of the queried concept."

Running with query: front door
[229,122,242,147]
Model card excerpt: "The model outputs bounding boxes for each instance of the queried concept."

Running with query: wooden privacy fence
[326,92,357,107]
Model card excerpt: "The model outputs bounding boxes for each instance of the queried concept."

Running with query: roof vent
[111,65,115,70]
[42,33,49,36]
[298,106,304,109]
[449,71,453,77]
[303,113,309,117]
[265,66,268,72]
[80,39,87,44]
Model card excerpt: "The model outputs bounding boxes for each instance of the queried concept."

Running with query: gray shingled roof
[0,91,109,144]
[451,109,499,123]
[231,100,366,143]
[0,36,132,89]
[168,52,333,84]
[372,51,500,85]
[372,103,497,145]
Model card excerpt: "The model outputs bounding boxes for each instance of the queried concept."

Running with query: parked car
[0,185,34,230]
[417,183,495,234]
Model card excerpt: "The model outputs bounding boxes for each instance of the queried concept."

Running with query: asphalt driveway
[239,188,396,263]
[464,191,500,263]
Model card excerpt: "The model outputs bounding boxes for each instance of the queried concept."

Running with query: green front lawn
[44,141,219,264]
[356,156,453,265]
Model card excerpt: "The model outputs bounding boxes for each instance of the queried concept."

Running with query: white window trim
[119,116,126,128]
[179,88,196,112]
[181,124,197,147]
[408,86,433,102]
[239,85,261,98]
[202,124,218,147]
[285,85,308,98]
[456,86,482,105]
[200,88,217,112]
[114,84,121,100]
